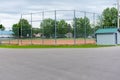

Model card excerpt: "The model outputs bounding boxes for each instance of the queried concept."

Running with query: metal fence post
[9,28,10,45]
[8,37,10,44]
[84,11,87,44]
[93,13,96,35]
[42,11,44,45]
[55,10,57,45]
[93,13,96,44]
[18,27,19,45]
[30,13,33,45]
[21,14,23,45]
[74,10,76,45]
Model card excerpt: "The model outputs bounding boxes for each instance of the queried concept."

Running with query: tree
[0,24,5,30]
[40,18,72,38]
[74,17,92,38]
[40,18,57,38]
[67,24,72,33]
[98,7,118,28]
[32,28,41,34]
[57,20,67,34]
[12,19,31,38]
[57,20,72,37]
[12,24,19,37]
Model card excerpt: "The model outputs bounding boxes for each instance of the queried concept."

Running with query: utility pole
[117,0,120,28]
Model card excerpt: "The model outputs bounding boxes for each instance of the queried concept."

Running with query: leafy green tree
[40,18,57,38]
[32,28,41,34]
[67,24,72,33]
[57,20,68,34]
[40,19,72,38]
[98,7,118,28]
[57,20,72,37]
[12,24,19,37]
[0,24,5,30]
[12,19,31,38]
[74,17,92,38]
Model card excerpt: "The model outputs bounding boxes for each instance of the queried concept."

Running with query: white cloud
[0,13,20,30]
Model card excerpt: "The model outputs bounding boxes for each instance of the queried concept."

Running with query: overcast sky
[0,0,116,30]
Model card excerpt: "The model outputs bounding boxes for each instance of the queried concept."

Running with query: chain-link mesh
[0,10,99,45]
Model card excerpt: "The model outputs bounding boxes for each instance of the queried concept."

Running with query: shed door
[115,33,117,44]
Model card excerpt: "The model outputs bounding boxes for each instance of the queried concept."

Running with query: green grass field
[0,44,113,48]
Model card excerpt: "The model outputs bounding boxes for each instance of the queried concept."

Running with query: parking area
[0,47,120,80]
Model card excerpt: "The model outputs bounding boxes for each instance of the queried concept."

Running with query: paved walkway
[0,47,120,80]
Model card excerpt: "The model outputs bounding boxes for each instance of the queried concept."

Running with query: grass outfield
[0,44,113,48]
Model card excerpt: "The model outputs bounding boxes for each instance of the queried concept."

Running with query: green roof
[95,28,118,34]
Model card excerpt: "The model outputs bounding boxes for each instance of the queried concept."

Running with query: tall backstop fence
[0,10,99,45]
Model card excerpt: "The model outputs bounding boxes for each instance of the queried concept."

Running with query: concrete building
[95,28,120,45]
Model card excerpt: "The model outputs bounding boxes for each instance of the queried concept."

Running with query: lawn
[0,44,113,48]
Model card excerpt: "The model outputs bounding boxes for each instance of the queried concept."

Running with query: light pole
[117,0,120,28]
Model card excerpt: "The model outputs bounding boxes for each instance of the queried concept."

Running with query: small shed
[0,30,14,38]
[95,28,120,45]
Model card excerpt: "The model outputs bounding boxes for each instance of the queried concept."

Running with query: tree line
[12,17,94,38]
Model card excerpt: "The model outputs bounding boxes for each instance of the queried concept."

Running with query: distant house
[95,28,120,45]
[65,33,73,38]
[0,30,14,38]
[33,33,42,38]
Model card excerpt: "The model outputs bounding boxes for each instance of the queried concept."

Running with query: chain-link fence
[0,10,99,45]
